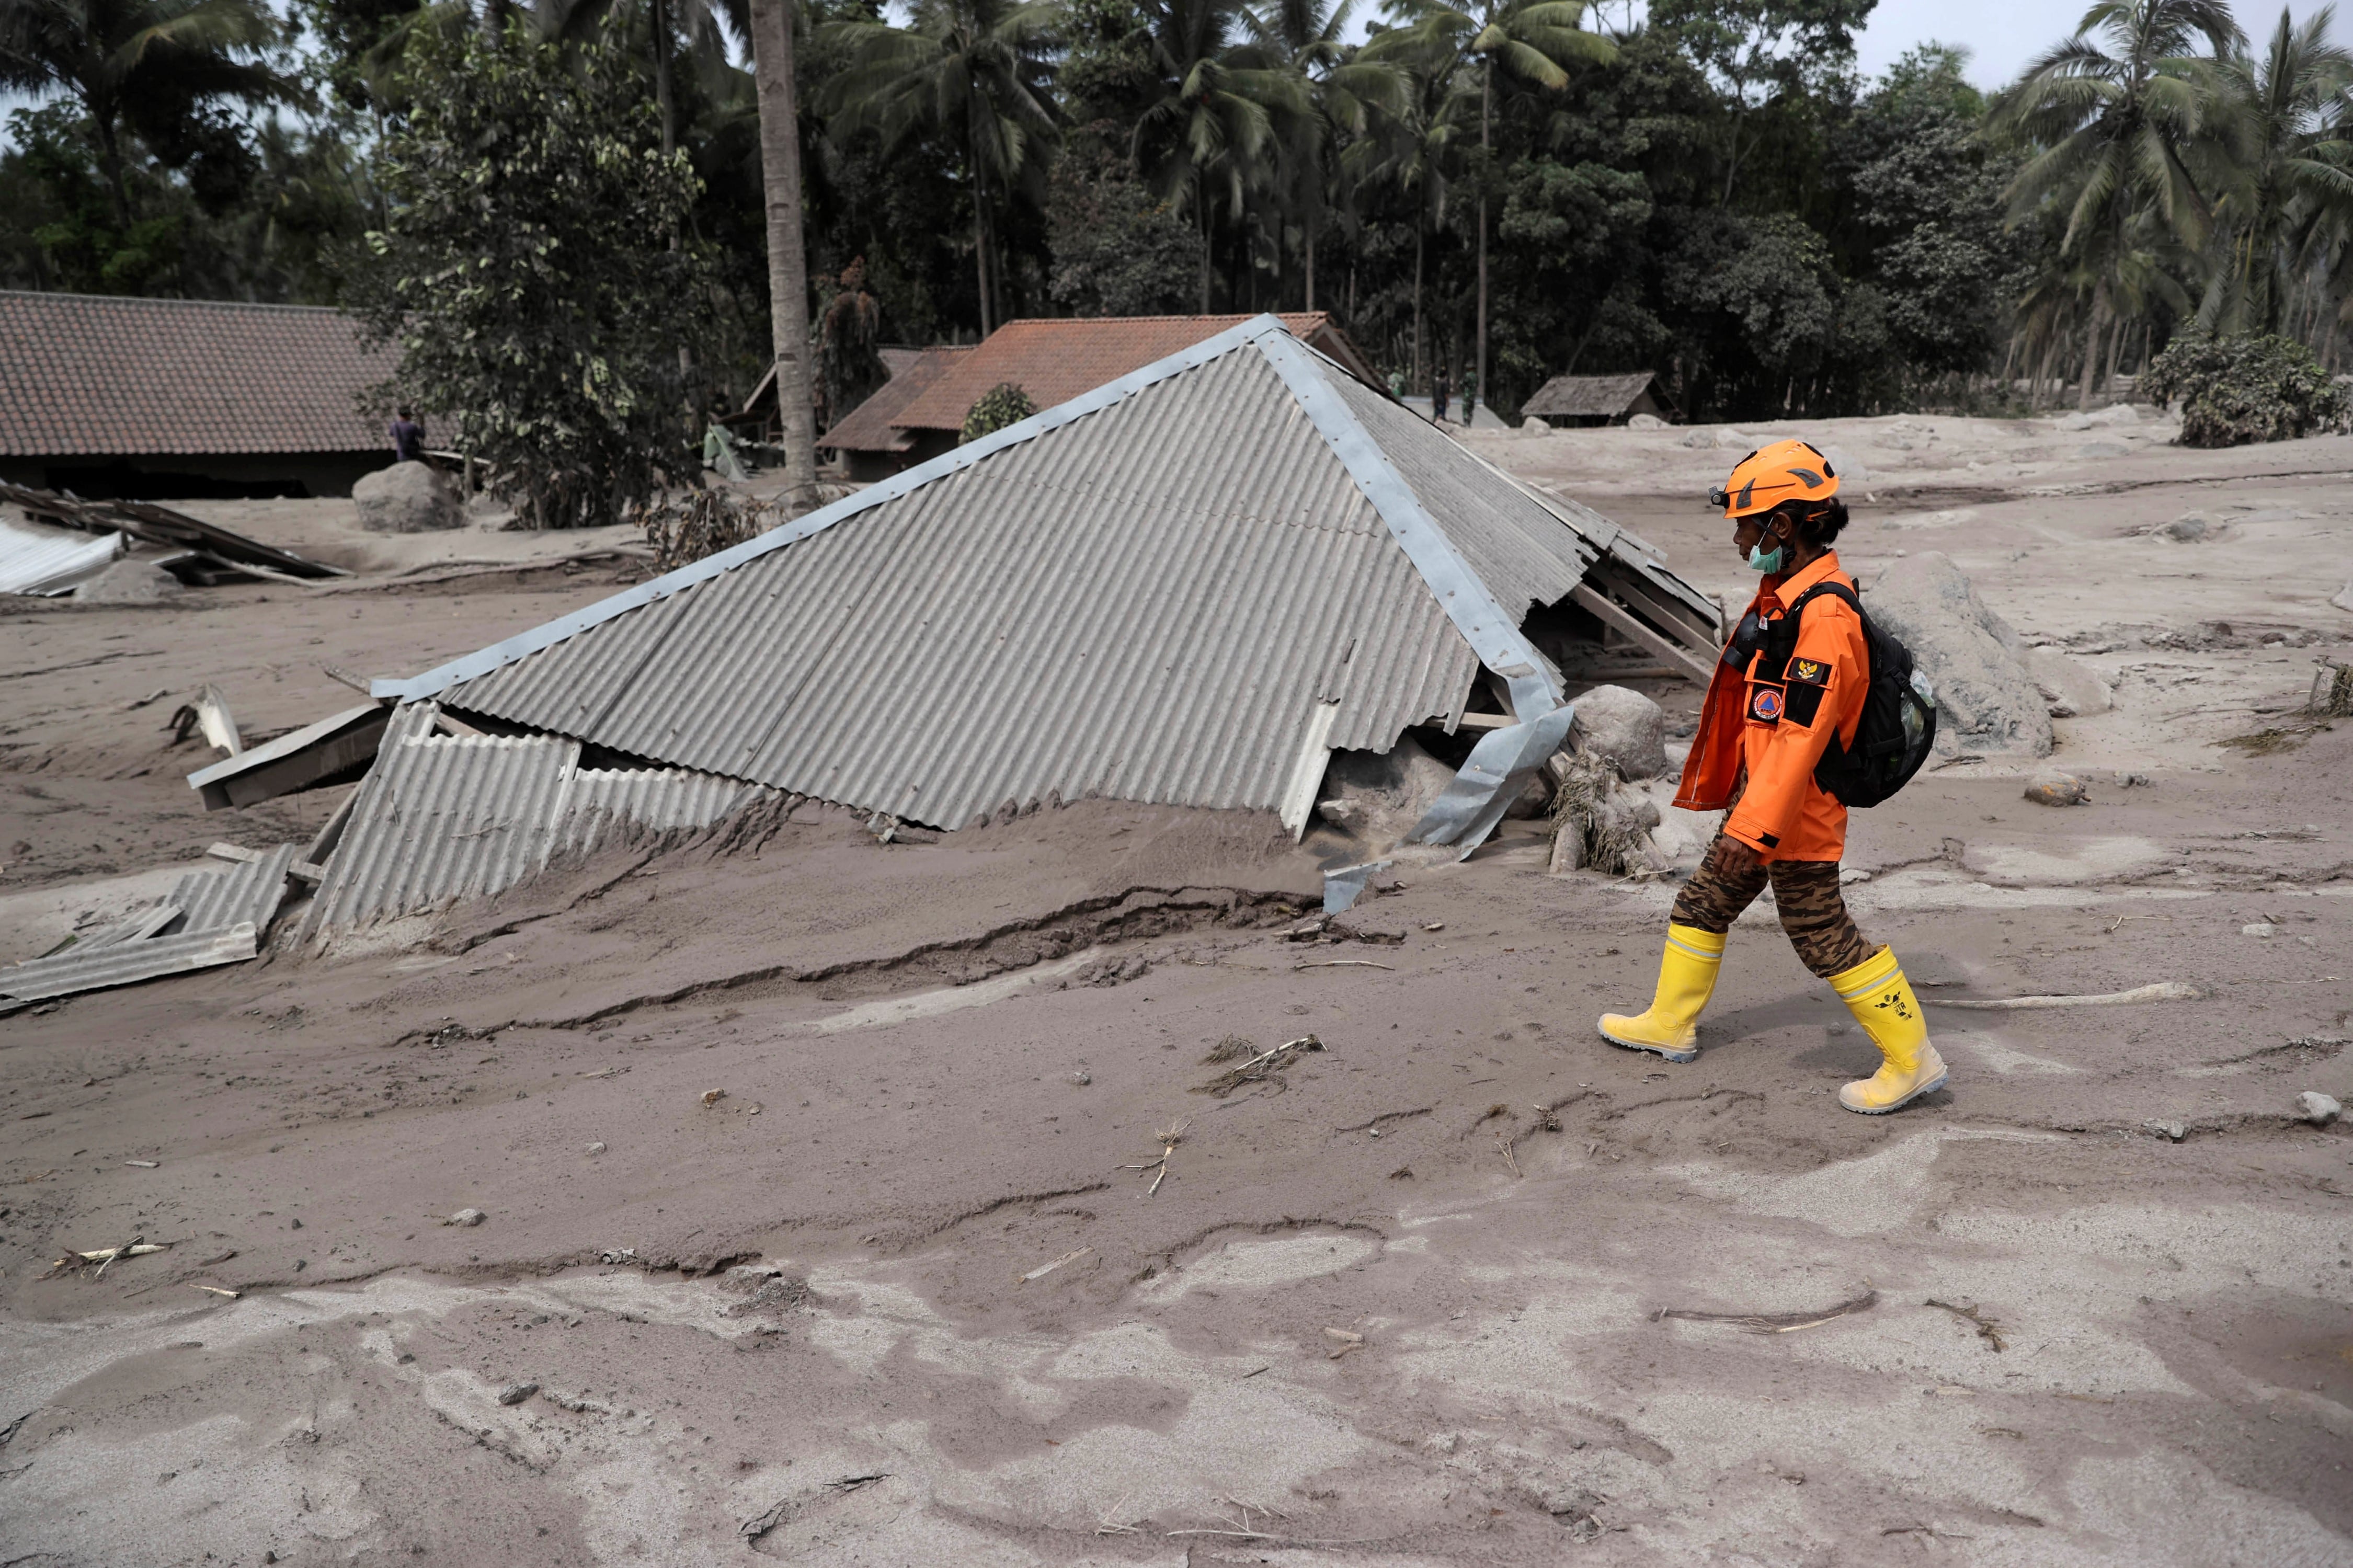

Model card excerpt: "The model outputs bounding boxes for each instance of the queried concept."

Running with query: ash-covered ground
[1,414,2348,1566]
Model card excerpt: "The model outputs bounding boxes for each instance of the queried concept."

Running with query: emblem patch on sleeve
[1785,657,1830,686]
[1748,685,1784,724]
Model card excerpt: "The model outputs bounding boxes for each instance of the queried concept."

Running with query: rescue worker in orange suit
[1597,439,1948,1115]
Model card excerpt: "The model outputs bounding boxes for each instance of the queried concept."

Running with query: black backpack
[1761,581,1937,808]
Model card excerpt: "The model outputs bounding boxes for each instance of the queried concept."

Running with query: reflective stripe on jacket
[1670,551,1867,863]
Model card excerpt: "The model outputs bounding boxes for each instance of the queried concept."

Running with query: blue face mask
[1744,541,1785,574]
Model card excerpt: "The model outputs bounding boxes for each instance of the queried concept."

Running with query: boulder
[73,558,185,604]
[353,461,463,533]
[2295,1091,2340,1127]
[2075,439,2131,460]
[1865,552,2053,756]
[1626,413,1666,430]
[2163,514,2209,543]
[2086,402,2140,426]
[1316,734,1458,850]
[1567,684,1669,781]
[1819,443,1869,484]
[2022,768,2087,807]
[2025,647,2112,718]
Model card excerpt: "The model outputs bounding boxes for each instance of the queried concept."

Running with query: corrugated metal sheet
[0,924,257,1002]
[1315,364,1597,626]
[307,704,761,934]
[0,844,295,1002]
[0,517,122,595]
[307,704,577,933]
[436,341,1477,829]
[559,768,759,856]
[374,315,1707,838]
[168,843,297,936]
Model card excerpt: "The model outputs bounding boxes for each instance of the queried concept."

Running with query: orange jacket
[1671,551,1868,863]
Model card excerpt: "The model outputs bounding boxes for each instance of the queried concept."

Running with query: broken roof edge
[374,313,1306,704]
[1254,329,1562,724]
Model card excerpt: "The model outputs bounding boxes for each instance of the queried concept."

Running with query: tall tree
[0,0,300,231]
[347,24,714,527]
[1648,0,1874,206]
[1129,0,1299,310]
[1246,0,1402,309]
[750,0,818,501]
[1364,0,1608,415]
[1993,0,2242,405]
[2202,4,2353,336]
[820,0,1062,336]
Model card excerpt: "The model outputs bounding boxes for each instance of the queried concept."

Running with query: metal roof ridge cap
[373,315,1293,703]
[1251,331,1558,715]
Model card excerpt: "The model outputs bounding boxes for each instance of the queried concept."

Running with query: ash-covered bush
[960,383,1037,445]
[2140,334,2351,448]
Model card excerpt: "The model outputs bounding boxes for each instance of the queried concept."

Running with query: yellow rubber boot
[1596,924,1725,1064]
[1831,946,1948,1114]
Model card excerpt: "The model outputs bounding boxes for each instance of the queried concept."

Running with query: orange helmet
[1711,439,1841,518]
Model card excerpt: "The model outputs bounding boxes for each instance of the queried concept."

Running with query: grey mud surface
[1,416,2349,1566]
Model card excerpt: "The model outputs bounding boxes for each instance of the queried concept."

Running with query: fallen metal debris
[0,513,123,595]
[0,481,346,581]
[301,703,768,940]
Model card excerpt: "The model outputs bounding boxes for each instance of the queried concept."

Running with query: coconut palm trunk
[750,0,819,504]
[1475,60,1489,424]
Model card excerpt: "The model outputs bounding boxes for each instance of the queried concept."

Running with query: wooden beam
[1569,585,1717,686]
[1593,564,1722,655]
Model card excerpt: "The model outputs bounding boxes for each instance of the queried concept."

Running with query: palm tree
[1363,0,1608,417]
[2200,5,2353,337]
[749,0,818,501]
[1993,0,2242,406]
[0,0,300,232]
[1127,0,1301,312]
[1347,40,1452,384]
[820,0,1062,337]
[1246,0,1402,310]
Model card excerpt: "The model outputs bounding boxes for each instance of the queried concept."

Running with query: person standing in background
[388,407,426,464]
[1432,367,1450,425]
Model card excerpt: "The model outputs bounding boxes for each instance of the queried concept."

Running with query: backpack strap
[1758,579,1857,674]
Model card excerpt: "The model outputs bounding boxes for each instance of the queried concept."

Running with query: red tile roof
[891,313,1374,432]
[818,345,975,453]
[0,291,391,457]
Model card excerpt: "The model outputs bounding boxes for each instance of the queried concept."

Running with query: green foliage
[960,382,1037,442]
[345,24,715,529]
[1046,147,1206,314]
[2139,333,2352,447]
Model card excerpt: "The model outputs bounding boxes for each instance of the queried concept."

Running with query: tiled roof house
[815,313,1381,479]
[0,291,398,498]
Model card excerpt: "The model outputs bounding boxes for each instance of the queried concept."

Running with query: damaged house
[326,314,1717,923]
[29,312,1720,997]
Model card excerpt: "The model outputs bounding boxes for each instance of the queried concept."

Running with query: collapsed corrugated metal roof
[0,843,296,1003]
[375,316,1677,854]
[0,515,123,596]
[303,703,769,936]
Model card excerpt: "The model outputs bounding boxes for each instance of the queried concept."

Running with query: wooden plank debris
[187,702,390,810]
[1569,585,1717,686]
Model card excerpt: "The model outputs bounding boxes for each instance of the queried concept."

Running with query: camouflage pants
[1671,832,1874,979]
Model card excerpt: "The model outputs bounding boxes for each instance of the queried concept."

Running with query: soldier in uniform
[1595,439,1948,1115]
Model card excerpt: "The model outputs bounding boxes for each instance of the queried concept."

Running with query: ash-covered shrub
[2140,334,2351,448]
[960,383,1037,445]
